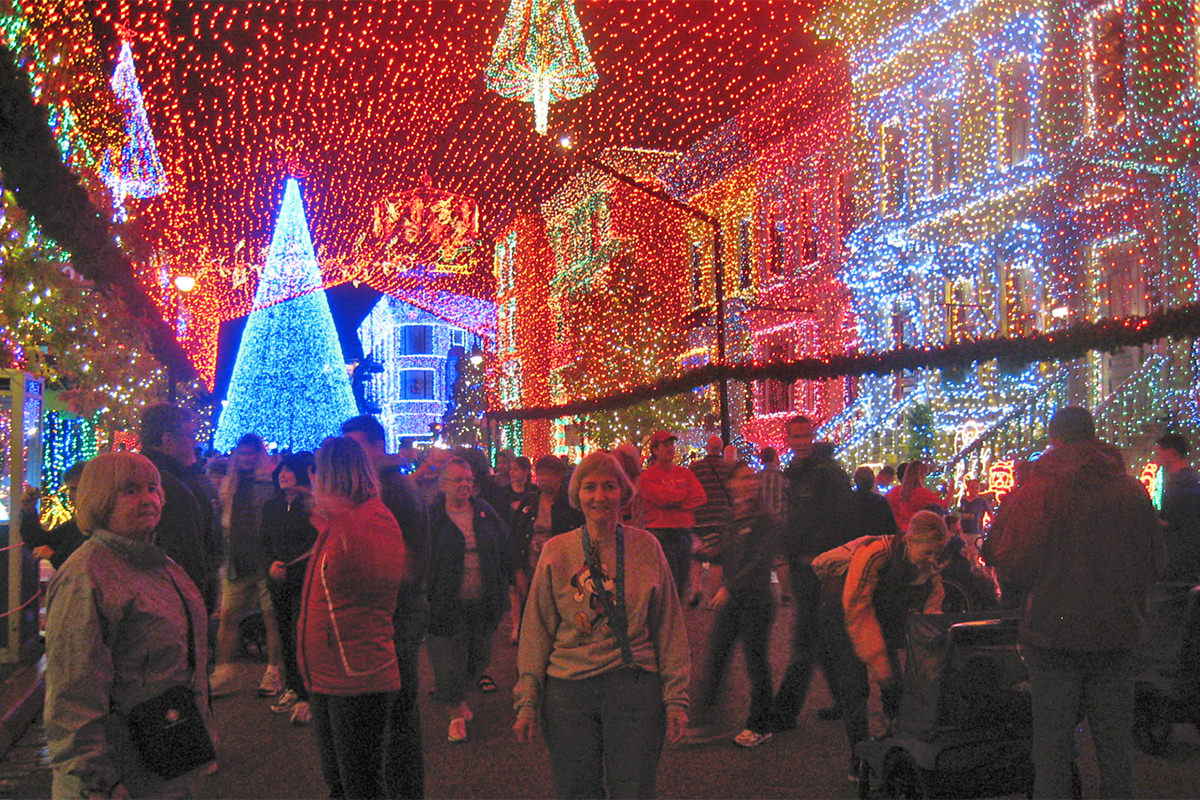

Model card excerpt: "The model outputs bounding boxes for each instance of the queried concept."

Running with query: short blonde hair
[76,452,164,536]
[314,436,379,505]
[568,452,635,510]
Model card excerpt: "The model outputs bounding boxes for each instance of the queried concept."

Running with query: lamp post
[556,142,731,445]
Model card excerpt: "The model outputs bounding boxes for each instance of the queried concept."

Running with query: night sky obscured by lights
[90,1,823,267]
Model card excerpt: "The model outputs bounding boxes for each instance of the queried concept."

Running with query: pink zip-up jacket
[298,495,409,695]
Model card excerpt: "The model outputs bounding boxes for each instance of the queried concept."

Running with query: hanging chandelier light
[485,0,598,135]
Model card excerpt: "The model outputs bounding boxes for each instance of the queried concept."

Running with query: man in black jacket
[343,415,428,799]
[767,415,855,733]
[140,403,218,607]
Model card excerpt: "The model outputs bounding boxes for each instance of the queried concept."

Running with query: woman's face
[511,463,531,486]
[278,467,297,491]
[441,463,475,504]
[108,474,164,540]
[234,444,261,473]
[906,539,947,575]
[578,469,623,525]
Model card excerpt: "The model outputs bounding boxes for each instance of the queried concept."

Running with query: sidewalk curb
[0,655,45,758]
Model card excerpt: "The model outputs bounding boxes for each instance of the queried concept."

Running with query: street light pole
[562,148,731,445]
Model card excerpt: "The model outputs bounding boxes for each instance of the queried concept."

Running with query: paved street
[7,595,1200,798]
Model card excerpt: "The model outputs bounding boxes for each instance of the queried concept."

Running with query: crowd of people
[25,402,1200,798]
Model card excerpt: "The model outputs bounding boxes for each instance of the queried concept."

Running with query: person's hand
[666,705,688,743]
[513,715,537,744]
[707,586,730,610]
[31,546,53,561]
[20,485,38,512]
[268,561,286,581]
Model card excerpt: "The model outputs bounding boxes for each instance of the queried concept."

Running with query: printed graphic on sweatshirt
[569,560,615,637]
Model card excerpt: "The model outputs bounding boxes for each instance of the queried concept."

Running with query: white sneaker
[270,689,299,714]
[257,666,284,697]
[447,717,467,743]
[208,665,236,698]
[290,701,312,726]
[733,729,773,748]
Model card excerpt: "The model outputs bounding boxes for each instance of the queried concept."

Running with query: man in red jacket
[984,407,1164,799]
[636,431,706,598]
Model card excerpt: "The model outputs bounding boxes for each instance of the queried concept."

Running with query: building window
[738,217,753,289]
[690,241,704,306]
[402,325,433,355]
[759,337,793,414]
[768,206,788,276]
[798,190,818,264]
[400,369,435,400]
[1090,4,1126,130]
[997,60,1033,168]
[928,96,958,194]
[1097,240,1146,318]
[944,278,974,342]
[880,119,908,213]
[837,173,856,247]
[1000,262,1037,337]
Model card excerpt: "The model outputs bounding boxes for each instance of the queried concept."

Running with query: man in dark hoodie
[767,415,854,733]
[984,407,1163,799]
[139,403,219,607]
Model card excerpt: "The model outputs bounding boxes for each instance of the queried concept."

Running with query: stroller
[1132,582,1200,754]
[856,614,1041,799]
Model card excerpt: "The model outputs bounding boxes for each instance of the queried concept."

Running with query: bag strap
[163,568,196,678]
[581,525,634,667]
[704,458,734,508]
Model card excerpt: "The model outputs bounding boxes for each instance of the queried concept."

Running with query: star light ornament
[100,41,168,217]
[485,0,598,135]
[213,178,358,452]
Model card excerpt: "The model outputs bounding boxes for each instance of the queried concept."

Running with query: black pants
[267,578,306,699]
[768,561,839,729]
[694,593,775,733]
[311,690,406,800]
[648,528,692,599]
[819,586,869,753]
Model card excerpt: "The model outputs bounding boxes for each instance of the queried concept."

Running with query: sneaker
[733,729,773,748]
[290,701,312,726]
[208,665,236,698]
[447,717,468,743]
[848,758,863,783]
[257,666,284,697]
[270,689,299,714]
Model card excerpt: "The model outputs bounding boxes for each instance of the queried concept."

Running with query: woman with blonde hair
[886,460,943,530]
[45,452,215,798]
[298,436,410,799]
[514,451,689,799]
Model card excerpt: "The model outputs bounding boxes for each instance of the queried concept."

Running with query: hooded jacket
[782,442,854,561]
[983,439,1164,652]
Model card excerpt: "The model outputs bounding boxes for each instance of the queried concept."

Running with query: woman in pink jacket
[298,437,409,799]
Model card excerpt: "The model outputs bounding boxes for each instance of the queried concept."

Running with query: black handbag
[126,573,216,780]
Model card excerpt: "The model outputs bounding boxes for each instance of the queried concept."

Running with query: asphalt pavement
[7,589,1200,798]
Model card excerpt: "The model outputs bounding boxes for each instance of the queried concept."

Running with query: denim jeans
[542,668,666,799]
[648,528,693,599]
[311,690,406,800]
[694,593,775,733]
[1022,644,1135,799]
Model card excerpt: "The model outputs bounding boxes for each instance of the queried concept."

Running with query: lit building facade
[358,296,484,452]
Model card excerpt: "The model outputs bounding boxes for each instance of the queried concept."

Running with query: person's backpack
[811,534,887,581]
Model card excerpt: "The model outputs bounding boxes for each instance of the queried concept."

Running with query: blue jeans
[542,668,666,799]
[648,528,692,599]
[694,593,775,733]
[1022,644,1135,799]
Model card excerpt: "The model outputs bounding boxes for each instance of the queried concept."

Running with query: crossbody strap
[581,525,634,667]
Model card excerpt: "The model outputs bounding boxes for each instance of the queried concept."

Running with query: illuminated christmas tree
[100,41,167,209]
[485,0,598,135]
[214,178,357,452]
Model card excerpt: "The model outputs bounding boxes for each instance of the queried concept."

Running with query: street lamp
[554,141,731,445]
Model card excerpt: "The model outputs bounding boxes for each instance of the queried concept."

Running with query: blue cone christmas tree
[214,178,358,452]
[100,41,168,207]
